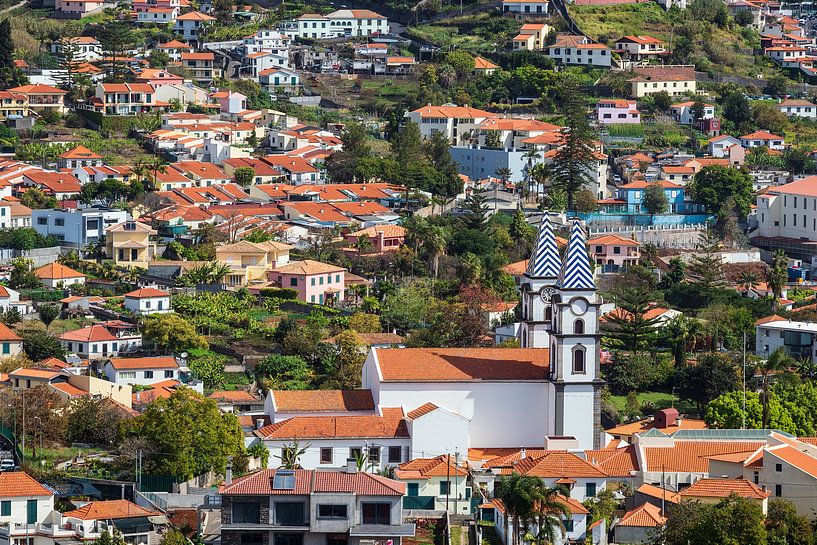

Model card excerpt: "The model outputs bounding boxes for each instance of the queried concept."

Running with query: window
[318,505,348,519]
[54,218,64,227]
[775,484,782,497]
[349,447,362,459]
[776,463,783,472]
[336,274,341,283]
[574,320,584,334]
[144,371,153,379]
[232,501,261,524]
[361,503,391,525]
[290,278,297,287]
[563,518,574,532]
[440,481,450,495]
[572,346,586,374]
[2,343,8,355]
[1,500,9,516]
[311,278,315,286]
[274,535,302,545]
[37,217,47,225]
[320,447,333,464]
[585,482,596,497]
[388,446,402,463]
[368,446,380,463]
[164,370,174,378]
[120,371,136,379]
[319,276,324,285]
[275,502,305,525]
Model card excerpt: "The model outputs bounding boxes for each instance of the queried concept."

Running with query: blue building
[602,180,688,214]
[449,146,532,184]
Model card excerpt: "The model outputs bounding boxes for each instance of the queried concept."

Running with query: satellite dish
[180,352,189,359]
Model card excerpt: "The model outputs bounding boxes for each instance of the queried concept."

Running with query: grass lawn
[569,3,675,42]
[450,525,462,545]
[609,391,678,413]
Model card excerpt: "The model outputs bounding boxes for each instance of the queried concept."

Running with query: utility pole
[454,450,459,514]
[446,453,451,512]
[661,465,665,517]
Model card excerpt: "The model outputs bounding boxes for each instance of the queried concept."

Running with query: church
[257,215,603,470]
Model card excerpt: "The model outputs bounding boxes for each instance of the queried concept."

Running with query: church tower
[518,212,560,349]
[550,219,603,450]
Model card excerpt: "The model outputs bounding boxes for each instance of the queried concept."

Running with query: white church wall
[409,408,470,458]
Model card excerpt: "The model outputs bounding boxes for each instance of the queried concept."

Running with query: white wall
[104,363,178,386]
[123,296,171,315]
[261,437,412,470]
[409,408,470,459]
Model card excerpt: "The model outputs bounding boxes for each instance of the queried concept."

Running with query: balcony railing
[403,496,435,510]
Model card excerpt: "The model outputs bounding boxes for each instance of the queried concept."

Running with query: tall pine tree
[602,286,663,353]
[688,230,726,295]
[549,78,598,211]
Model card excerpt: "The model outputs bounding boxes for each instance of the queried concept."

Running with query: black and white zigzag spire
[526,211,561,278]
[557,219,595,290]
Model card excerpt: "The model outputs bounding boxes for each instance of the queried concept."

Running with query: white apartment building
[32,208,129,246]
[280,9,389,39]
[753,177,817,240]
[404,104,496,146]
[755,316,817,361]
[670,101,715,125]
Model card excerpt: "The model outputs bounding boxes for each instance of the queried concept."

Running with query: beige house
[628,65,696,98]
[0,323,23,358]
[215,240,293,287]
[105,220,157,269]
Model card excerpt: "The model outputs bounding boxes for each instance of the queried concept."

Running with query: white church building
[254,216,603,469]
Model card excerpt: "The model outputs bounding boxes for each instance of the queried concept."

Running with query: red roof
[219,468,405,496]
[617,502,666,527]
[9,84,66,95]
[255,407,408,439]
[108,357,178,370]
[63,500,158,520]
[0,322,21,342]
[272,389,375,412]
[679,478,769,500]
[741,130,784,140]
[59,325,117,343]
[58,145,102,160]
[374,348,549,382]
[35,262,84,280]
[0,472,53,498]
[123,287,169,298]
[769,176,817,198]
[395,456,468,479]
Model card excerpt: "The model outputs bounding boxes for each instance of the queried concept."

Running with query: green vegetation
[569,2,674,41]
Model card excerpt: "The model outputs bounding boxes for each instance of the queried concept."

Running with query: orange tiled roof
[767,445,817,479]
[644,441,765,472]
[208,390,259,402]
[513,451,607,478]
[34,262,84,280]
[474,56,499,70]
[0,471,53,498]
[123,287,169,298]
[63,500,158,520]
[9,367,64,380]
[50,381,87,398]
[588,234,640,247]
[680,478,769,500]
[272,390,375,412]
[617,502,666,528]
[0,322,21,342]
[406,402,439,420]
[635,483,680,503]
[395,455,468,479]
[108,357,178,370]
[586,444,639,477]
[255,407,408,439]
[59,325,117,343]
[374,348,549,382]
[270,259,345,275]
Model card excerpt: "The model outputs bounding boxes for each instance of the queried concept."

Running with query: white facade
[777,101,817,119]
[262,438,411,471]
[32,208,128,246]
[755,318,817,362]
[103,361,179,386]
[123,294,171,315]
[0,491,55,545]
[670,103,715,125]
[708,135,742,157]
[754,177,817,240]
[502,0,549,13]
[280,10,389,40]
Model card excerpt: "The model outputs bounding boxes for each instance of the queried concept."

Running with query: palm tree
[484,131,501,149]
[353,235,374,257]
[532,485,571,545]
[147,155,170,190]
[739,271,758,296]
[495,474,540,545]
[758,348,793,428]
[767,250,788,308]
[522,148,542,201]
[130,158,150,186]
[275,440,309,469]
[425,225,447,277]
[530,163,550,205]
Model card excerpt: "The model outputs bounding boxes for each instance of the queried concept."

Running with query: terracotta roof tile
[272,390,375,412]
[635,483,680,503]
[208,390,259,402]
[406,402,438,420]
[617,502,666,527]
[64,500,158,520]
[255,407,408,439]
[395,456,468,479]
[0,472,53,498]
[35,262,85,280]
[645,441,765,472]
[59,325,117,343]
[374,348,549,382]
[123,287,170,298]
[108,357,178,370]
[0,322,22,342]
[679,478,769,500]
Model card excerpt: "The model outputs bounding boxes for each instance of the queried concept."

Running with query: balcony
[350,523,416,537]
[403,496,435,510]
[0,522,79,539]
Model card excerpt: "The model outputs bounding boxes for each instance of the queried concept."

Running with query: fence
[403,496,436,510]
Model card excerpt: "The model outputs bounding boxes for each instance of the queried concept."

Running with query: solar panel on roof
[272,470,296,489]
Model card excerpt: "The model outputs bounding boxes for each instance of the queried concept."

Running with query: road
[0,0,28,16]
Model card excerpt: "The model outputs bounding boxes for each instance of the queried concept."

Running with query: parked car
[0,458,15,471]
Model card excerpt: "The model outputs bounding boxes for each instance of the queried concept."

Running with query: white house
[279,9,389,40]
[394,456,472,515]
[669,101,715,125]
[502,0,549,14]
[0,323,22,359]
[32,207,129,248]
[755,316,817,362]
[259,68,301,94]
[403,105,496,146]
[174,11,215,41]
[545,35,612,68]
[777,98,817,119]
[740,130,786,150]
[0,471,55,545]
[59,324,141,359]
[123,287,171,315]
[103,356,179,386]
[708,134,742,157]
[34,262,85,289]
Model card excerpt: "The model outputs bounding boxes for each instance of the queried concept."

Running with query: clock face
[571,298,588,316]
[540,287,556,302]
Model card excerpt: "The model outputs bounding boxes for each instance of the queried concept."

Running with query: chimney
[226,458,233,484]
[255,418,265,430]
[135,391,141,403]
[346,458,358,474]
[520,447,526,460]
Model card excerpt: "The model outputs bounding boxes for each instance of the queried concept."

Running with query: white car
[0,459,15,471]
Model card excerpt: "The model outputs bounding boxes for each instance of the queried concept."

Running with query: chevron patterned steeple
[526,211,561,278]
[557,219,595,290]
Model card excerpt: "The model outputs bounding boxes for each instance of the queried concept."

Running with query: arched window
[572,346,586,374]
[574,319,584,334]
[545,306,552,322]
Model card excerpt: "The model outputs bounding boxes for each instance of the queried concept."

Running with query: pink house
[596,99,640,124]
[269,260,346,305]
[588,234,640,272]
[343,224,406,256]
[54,0,107,17]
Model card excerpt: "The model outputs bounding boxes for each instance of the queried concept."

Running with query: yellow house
[105,220,157,269]
[215,239,293,287]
